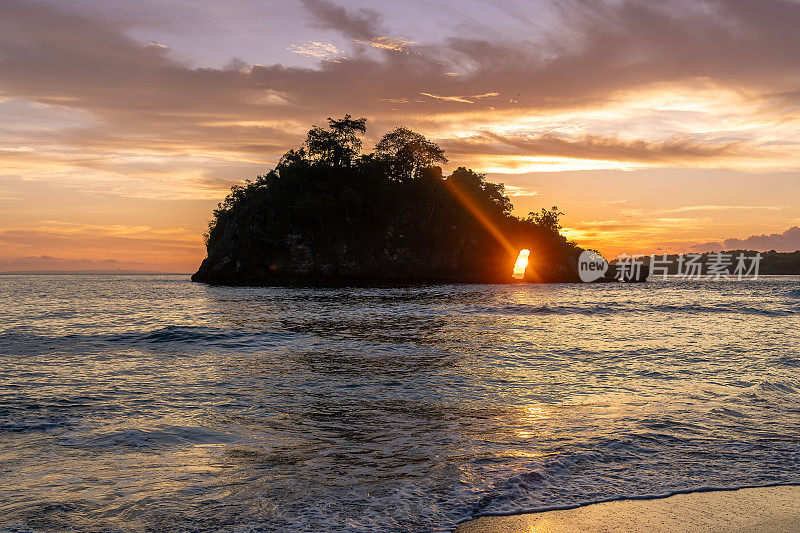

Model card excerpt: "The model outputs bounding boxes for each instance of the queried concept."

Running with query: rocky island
[192,116,584,285]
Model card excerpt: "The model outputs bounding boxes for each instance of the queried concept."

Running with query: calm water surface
[1,275,799,531]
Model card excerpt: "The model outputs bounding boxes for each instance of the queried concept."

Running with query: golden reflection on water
[524,406,548,419]
[508,450,545,458]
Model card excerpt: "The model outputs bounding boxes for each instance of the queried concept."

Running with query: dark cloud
[692,226,800,252]
[0,227,199,251]
[442,132,745,163]
[300,0,381,41]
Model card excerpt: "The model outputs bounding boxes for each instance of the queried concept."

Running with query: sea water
[1,274,799,532]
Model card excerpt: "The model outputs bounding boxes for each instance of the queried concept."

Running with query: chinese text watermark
[617,252,762,281]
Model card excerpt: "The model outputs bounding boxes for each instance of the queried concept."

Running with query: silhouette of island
[192,115,584,285]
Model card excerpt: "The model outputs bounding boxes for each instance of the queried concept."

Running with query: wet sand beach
[456,485,800,532]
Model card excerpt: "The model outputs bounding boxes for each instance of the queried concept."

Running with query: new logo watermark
[578,250,608,282]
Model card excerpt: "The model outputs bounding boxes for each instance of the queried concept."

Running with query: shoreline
[455,484,800,532]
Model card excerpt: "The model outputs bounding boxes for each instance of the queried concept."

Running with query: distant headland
[191,116,588,286]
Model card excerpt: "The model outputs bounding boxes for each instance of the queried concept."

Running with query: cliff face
[192,212,582,286]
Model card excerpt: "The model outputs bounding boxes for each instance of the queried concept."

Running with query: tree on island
[303,114,367,167]
[375,126,448,181]
[527,206,565,234]
[194,116,582,285]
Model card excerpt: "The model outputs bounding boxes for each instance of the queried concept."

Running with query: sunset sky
[2,0,799,272]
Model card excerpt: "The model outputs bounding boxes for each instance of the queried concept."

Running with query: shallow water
[1,274,799,532]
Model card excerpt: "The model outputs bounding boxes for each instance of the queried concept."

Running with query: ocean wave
[470,302,795,317]
[134,324,296,347]
[475,303,622,316]
[649,303,794,316]
[58,425,235,449]
[785,288,800,298]
[0,325,300,354]
[463,436,800,528]
[757,380,798,393]
[0,419,75,433]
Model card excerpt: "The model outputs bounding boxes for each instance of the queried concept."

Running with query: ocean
[1,274,799,532]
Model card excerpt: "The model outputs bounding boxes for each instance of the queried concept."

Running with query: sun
[512,249,530,280]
